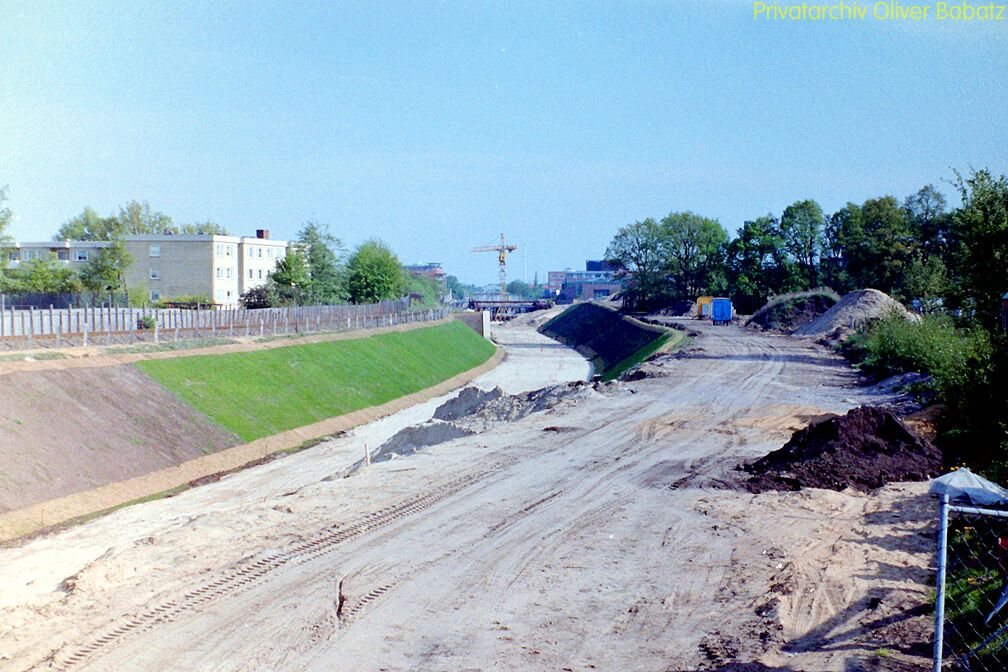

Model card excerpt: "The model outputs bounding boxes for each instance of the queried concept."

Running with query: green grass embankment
[135,321,496,442]
[539,303,680,381]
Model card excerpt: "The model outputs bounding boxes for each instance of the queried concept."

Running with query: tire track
[33,459,516,672]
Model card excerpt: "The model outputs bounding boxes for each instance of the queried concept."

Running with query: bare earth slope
[0,322,932,671]
[0,366,237,512]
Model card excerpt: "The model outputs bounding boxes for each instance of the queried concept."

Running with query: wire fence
[935,495,1008,671]
[0,297,450,350]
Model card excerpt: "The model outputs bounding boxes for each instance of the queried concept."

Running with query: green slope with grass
[539,303,680,380]
[135,321,495,442]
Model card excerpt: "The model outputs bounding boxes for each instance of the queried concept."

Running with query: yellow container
[696,296,713,319]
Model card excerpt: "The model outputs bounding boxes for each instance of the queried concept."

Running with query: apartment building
[238,231,289,295]
[7,240,112,265]
[8,230,287,305]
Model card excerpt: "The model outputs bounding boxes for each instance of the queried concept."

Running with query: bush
[858,313,989,399]
[850,314,1007,477]
[137,315,157,330]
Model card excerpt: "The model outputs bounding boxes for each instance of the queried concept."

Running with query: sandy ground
[0,366,238,513]
[0,320,935,671]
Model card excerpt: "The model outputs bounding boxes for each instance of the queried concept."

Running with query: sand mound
[792,289,916,338]
[433,386,504,421]
[371,420,476,463]
[742,406,943,493]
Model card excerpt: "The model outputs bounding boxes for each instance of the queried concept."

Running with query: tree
[660,211,728,299]
[506,280,540,299]
[727,215,789,313]
[79,240,134,300]
[446,275,479,300]
[905,185,950,258]
[346,240,406,304]
[903,253,948,314]
[605,218,667,310]
[0,185,13,281]
[56,201,176,241]
[268,249,311,305]
[178,221,229,235]
[837,196,913,295]
[779,199,825,289]
[297,222,348,304]
[822,203,862,293]
[948,168,1008,329]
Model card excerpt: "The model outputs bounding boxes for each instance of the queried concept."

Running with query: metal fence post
[935,493,950,672]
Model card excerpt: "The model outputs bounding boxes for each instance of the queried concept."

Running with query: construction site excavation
[0,301,943,672]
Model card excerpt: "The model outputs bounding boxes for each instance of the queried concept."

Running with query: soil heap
[746,290,839,333]
[792,288,917,339]
[742,405,943,493]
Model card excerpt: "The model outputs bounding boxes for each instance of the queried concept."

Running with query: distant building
[404,263,447,291]
[548,260,623,303]
[8,229,288,305]
[585,259,616,272]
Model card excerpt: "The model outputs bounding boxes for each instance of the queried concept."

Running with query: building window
[267,248,274,258]
[257,269,263,279]
[149,268,160,280]
[75,250,89,261]
[57,250,69,261]
[226,268,232,279]
[216,267,222,279]
[248,269,253,279]
[257,247,263,258]
[23,250,36,260]
[149,245,160,257]
[216,244,223,256]
[149,290,160,301]
[226,245,232,256]
[248,247,253,257]
[8,251,19,262]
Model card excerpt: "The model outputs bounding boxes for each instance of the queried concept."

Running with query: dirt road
[0,321,934,671]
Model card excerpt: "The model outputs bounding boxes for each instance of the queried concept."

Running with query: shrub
[858,313,989,399]
[137,315,157,330]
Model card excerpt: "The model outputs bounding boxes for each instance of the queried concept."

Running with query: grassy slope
[539,303,673,380]
[135,321,495,442]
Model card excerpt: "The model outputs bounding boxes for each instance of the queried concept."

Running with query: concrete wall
[454,310,490,339]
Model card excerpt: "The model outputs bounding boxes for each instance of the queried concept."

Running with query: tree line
[0,193,425,307]
[605,167,1008,331]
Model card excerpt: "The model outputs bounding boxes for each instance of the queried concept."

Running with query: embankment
[538,303,674,380]
[0,320,498,538]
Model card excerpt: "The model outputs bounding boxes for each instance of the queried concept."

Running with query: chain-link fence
[935,495,1008,670]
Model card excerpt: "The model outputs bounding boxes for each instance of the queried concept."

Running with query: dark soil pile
[746,291,839,333]
[742,406,943,493]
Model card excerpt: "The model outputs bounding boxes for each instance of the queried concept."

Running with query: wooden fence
[0,296,449,349]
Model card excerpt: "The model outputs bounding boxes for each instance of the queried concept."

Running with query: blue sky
[1,1,1005,285]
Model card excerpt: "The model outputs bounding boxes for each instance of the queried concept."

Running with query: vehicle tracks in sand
[31,459,517,672]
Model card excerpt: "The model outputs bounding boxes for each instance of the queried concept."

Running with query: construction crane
[472,233,518,299]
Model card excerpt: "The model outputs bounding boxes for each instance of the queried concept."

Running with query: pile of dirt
[746,290,839,333]
[370,420,476,463]
[354,381,613,472]
[742,405,943,493]
[792,289,917,339]
[432,386,504,421]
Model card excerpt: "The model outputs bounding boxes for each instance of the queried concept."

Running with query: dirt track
[0,320,934,671]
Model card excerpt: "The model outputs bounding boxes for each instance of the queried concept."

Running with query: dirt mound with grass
[792,289,917,339]
[538,303,671,380]
[746,290,840,333]
[742,405,943,493]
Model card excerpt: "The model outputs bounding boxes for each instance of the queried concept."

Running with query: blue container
[711,298,733,325]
